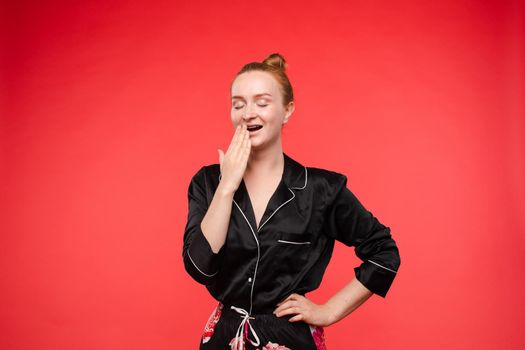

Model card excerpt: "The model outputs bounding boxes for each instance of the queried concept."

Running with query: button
[248,277,252,283]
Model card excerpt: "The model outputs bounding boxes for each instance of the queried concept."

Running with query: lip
[247,125,263,135]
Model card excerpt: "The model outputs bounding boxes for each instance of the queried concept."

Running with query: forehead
[231,71,280,99]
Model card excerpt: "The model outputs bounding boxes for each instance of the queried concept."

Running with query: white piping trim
[367,259,397,274]
[233,199,260,316]
[290,166,308,189]
[257,188,295,232]
[224,163,308,315]
[258,166,307,231]
[219,166,307,190]
[277,239,311,245]
[187,250,219,277]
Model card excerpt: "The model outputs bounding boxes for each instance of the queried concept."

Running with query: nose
[242,106,257,121]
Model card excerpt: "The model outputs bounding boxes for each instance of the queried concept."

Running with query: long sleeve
[182,166,222,286]
[323,174,401,297]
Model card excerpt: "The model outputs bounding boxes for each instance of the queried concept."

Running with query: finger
[218,149,223,168]
[225,126,238,156]
[278,295,291,305]
[231,124,246,157]
[239,127,250,159]
[235,126,249,160]
[288,314,303,322]
[274,302,284,314]
[274,300,298,315]
[233,124,245,153]
[236,125,247,155]
[276,306,299,318]
[277,294,294,306]
[243,134,251,157]
[226,124,242,155]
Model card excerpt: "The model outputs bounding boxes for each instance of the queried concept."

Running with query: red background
[2,0,524,349]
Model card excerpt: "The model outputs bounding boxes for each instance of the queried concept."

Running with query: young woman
[183,53,401,350]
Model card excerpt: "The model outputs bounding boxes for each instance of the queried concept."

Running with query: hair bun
[262,53,287,71]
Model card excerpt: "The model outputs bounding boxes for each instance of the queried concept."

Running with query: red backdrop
[2,0,524,349]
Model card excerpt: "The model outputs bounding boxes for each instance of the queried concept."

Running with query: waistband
[221,303,295,322]
[220,303,295,350]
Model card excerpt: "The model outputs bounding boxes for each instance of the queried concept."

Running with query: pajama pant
[200,302,327,350]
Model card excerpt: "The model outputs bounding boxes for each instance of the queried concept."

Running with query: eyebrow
[231,93,272,100]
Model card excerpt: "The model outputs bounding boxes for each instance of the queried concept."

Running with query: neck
[245,143,284,177]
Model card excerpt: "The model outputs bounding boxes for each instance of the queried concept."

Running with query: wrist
[322,301,340,326]
[216,182,236,197]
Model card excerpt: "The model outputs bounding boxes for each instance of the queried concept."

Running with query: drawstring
[229,306,260,350]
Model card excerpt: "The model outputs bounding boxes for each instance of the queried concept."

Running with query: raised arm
[182,124,251,286]
[182,166,235,285]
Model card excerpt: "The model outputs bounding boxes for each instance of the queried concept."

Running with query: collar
[217,152,307,189]
[281,152,307,190]
[220,152,307,232]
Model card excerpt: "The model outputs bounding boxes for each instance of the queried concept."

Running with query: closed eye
[233,103,268,110]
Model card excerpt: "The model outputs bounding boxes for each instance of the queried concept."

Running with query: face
[230,71,294,149]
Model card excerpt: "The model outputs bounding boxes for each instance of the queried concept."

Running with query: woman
[183,53,401,350]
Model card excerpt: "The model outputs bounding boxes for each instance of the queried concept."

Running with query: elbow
[388,235,401,272]
[371,240,401,275]
[182,228,222,286]
[355,234,401,298]
[183,249,219,286]
[382,244,400,273]
[357,227,401,274]
[393,245,401,271]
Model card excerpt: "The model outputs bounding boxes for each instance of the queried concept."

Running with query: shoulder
[202,163,221,181]
[189,162,221,188]
[194,162,220,176]
[305,166,348,192]
[305,166,356,211]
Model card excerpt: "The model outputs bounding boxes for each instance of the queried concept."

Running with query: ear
[282,101,295,125]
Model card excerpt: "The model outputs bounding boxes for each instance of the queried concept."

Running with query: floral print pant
[200,302,327,350]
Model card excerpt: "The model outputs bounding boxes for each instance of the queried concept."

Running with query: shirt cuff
[354,259,398,297]
[187,225,221,282]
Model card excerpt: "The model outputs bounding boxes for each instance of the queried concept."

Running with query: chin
[249,137,266,148]
[249,140,261,148]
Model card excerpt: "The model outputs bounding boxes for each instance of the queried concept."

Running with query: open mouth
[247,125,263,132]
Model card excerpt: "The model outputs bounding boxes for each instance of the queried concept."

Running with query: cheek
[263,109,282,124]
[230,111,240,124]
